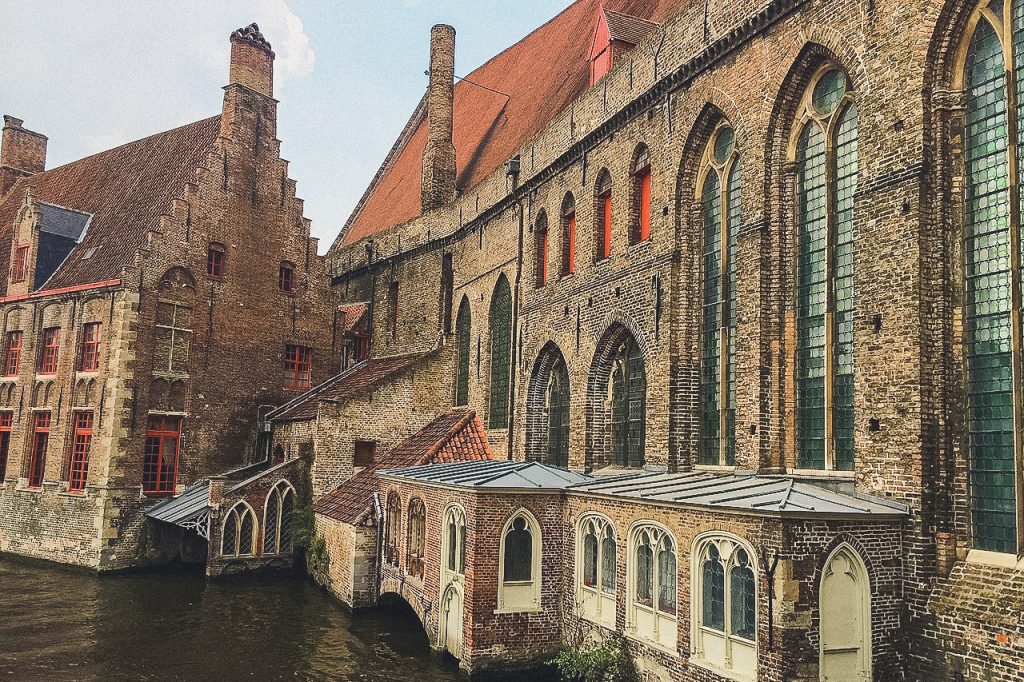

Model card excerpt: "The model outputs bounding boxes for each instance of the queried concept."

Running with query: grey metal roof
[146,480,210,524]
[38,202,91,240]
[381,459,592,490]
[569,471,909,518]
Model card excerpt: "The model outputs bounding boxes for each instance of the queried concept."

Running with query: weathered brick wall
[314,514,378,607]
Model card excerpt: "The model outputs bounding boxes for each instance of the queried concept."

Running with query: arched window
[454,296,471,406]
[632,144,652,243]
[960,6,1024,553]
[546,358,570,467]
[792,66,858,471]
[384,491,401,566]
[263,481,295,555]
[595,170,612,260]
[498,510,541,611]
[576,515,616,626]
[534,211,549,288]
[406,497,426,579]
[692,534,757,676]
[699,123,741,466]
[561,192,577,275]
[440,253,454,334]
[488,276,513,428]
[221,502,256,557]
[387,281,400,341]
[628,523,676,649]
[610,336,646,467]
[442,504,467,578]
[273,444,285,464]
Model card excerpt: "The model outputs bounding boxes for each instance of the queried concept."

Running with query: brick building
[0,24,338,570]
[302,0,1024,680]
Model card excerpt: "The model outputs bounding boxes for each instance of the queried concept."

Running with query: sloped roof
[382,459,591,490]
[603,8,660,45]
[37,202,91,241]
[337,302,368,336]
[0,116,221,295]
[333,0,686,249]
[314,409,494,524]
[569,471,910,518]
[269,351,428,422]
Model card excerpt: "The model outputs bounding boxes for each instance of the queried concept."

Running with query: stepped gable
[333,0,687,249]
[269,351,428,422]
[0,116,221,295]
[314,409,494,524]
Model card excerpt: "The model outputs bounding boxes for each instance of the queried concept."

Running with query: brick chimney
[228,23,275,98]
[0,116,47,197]
[421,24,457,212]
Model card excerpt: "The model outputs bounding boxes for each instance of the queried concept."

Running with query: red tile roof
[0,117,221,295]
[332,0,687,250]
[337,302,368,336]
[314,409,494,524]
[270,351,428,422]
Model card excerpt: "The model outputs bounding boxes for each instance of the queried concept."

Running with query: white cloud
[258,0,316,80]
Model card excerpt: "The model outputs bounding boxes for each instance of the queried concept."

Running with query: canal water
[0,557,463,681]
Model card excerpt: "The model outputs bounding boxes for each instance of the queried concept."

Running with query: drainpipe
[507,157,522,461]
[373,491,383,603]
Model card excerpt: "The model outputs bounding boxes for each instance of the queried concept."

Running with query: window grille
[455,298,471,406]
[610,337,646,466]
[142,415,181,495]
[546,360,570,467]
[39,327,60,374]
[28,412,51,488]
[67,411,94,492]
[3,331,22,376]
[80,323,102,372]
[488,277,512,428]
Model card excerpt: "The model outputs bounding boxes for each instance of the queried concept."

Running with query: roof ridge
[416,409,477,464]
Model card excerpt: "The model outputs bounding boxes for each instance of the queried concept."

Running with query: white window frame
[626,521,677,652]
[496,508,542,613]
[221,501,257,558]
[262,480,295,555]
[575,513,617,628]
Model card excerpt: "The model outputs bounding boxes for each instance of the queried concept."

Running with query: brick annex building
[4,0,1024,681]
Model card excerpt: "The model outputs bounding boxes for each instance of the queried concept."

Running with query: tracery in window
[595,169,612,260]
[384,491,401,567]
[406,497,426,579]
[698,122,741,466]
[692,534,757,678]
[155,301,193,375]
[498,510,541,611]
[628,523,676,650]
[610,335,646,467]
[632,144,652,244]
[221,502,256,557]
[792,65,858,472]
[576,515,616,626]
[545,357,570,467]
[443,504,467,578]
[263,481,295,555]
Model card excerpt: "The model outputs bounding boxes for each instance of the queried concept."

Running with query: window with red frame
[67,411,94,492]
[535,211,548,288]
[633,146,652,243]
[3,331,22,376]
[28,412,51,488]
[596,170,612,260]
[0,411,11,481]
[279,262,294,292]
[561,193,576,276]
[283,344,312,390]
[12,245,29,283]
[353,335,368,362]
[143,415,181,495]
[39,327,60,374]
[80,322,102,371]
[207,243,225,278]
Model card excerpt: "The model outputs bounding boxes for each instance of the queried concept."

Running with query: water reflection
[0,557,462,681]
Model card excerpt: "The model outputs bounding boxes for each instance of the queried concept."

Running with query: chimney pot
[421,24,457,212]
[228,23,275,97]
[1,116,47,197]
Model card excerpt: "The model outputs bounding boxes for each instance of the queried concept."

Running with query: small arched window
[454,297,471,406]
[384,491,401,566]
[595,170,612,260]
[628,523,677,649]
[221,502,256,557]
[610,336,646,467]
[443,504,467,577]
[406,497,426,579]
[263,481,295,555]
[273,444,285,464]
[577,515,616,626]
[534,211,549,288]
[498,511,541,612]
[278,261,295,292]
[560,192,577,276]
[631,144,652,244]
[693,535,757,676]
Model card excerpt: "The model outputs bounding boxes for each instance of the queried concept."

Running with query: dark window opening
[207,243,225,278]
[354,440,376,467]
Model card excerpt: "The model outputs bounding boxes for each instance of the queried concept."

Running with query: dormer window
[587,9,659,86]
[11,245,28,283]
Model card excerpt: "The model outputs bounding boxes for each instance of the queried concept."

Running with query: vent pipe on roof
[421,24,457,212]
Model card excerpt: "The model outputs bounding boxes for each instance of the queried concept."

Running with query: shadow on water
[0,555,463,682]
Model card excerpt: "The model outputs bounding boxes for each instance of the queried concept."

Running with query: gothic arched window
[610,336,646,467]
[498,511,541,611]
[546,358,570,467]
[693,534,758,676]
[455,297,471,407]
[561,192,577,275]
[699,123,741,466]
[221,502,256,557]
[632,144,652,244]
[793,66,858,471]
[628,523,676,649]
[263,480,295,555]
[535,211,548,288]
[384,491,401,566]
[488,276,513,428]
[406,497,426,579]
[595,169,613,260]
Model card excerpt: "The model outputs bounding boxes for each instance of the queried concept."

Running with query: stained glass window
[601,526,616,593]
[583,526,598,587]
[730,549,756,639]
[611,336,646,467]
[635,538,653,606]
[546,360,570,467]
[503,516,533,582]
[455,298,471,406]
[488,277,512,428]
[702,544,726,630]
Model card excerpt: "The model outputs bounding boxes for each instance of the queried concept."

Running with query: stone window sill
[688,657,755,682]
[623,628,678,657]
[494,606,543,615]
[966,548,1024,570]
[787,468,855,479]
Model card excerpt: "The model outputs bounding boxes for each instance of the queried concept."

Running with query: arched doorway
[439,584,464,660]
[819,545,871,681]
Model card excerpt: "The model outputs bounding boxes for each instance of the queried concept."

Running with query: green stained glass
[488,277,512,427]
[833,104,858,471]
[796,121,827,469]
[812,69,846,116]
[700,169,723,465]
[966,18,1017,553]
[455,299,471,406]
[714,127,735,164]
[611,337,646,467]
[546,361,570,467]
[725,159,741,465]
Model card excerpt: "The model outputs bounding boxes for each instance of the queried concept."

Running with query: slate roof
[569,470,910,518]
[269,351,428,422]
[333,0,685,249]
[37,202,91,241]
[381,459,592,490]
[0,116,221,295]
[146,480,211,525]
[603,8,660,45]
[314,409,494,524]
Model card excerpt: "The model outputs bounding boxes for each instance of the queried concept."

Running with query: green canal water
[0,556,463,681]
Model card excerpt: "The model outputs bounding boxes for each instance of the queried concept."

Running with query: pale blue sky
[0,1,571,250]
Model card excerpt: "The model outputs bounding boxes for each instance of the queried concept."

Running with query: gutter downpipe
[507,162,523,461]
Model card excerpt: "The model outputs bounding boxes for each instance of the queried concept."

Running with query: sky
[0,0,572,251]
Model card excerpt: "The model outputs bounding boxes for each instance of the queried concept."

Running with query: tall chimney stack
[421,24,457,212]
[228,23,275,98]
[0,116,47,198]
